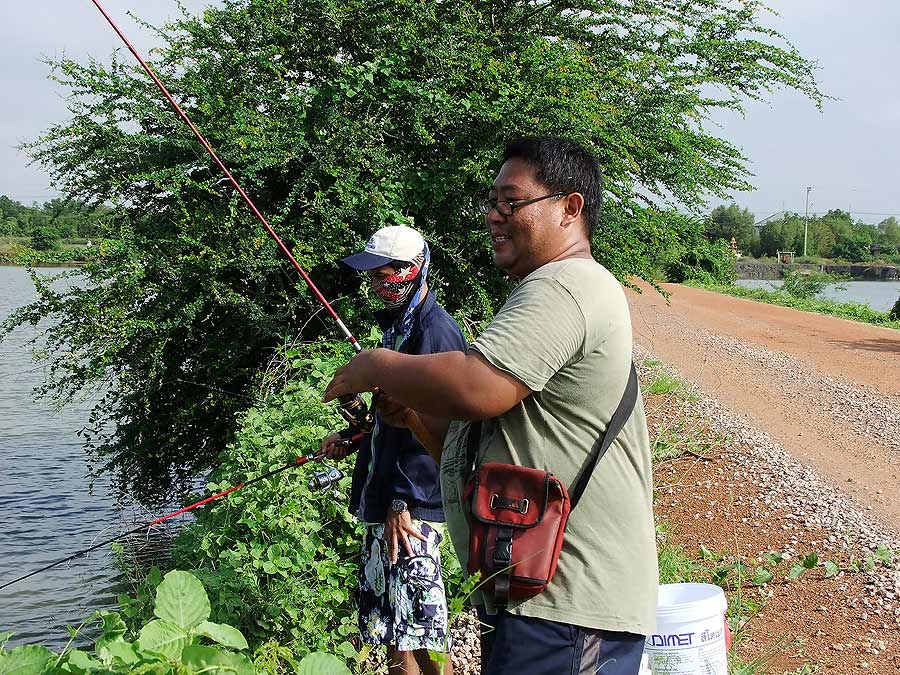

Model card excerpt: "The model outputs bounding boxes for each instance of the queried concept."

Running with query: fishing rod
[1,1,381,592]
[0,448,352,591]
[6,0,455,591]
[88,0,373,431]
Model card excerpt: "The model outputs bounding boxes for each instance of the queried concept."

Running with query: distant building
[753,211,786,232]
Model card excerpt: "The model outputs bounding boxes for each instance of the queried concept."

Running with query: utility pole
[803,186,811,257]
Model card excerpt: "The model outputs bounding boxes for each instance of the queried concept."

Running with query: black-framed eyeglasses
[477,192,568,216]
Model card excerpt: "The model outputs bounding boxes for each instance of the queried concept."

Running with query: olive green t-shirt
[439,258,658,634]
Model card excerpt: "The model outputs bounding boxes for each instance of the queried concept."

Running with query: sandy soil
[628,282,900,529]
[630,282,900,673]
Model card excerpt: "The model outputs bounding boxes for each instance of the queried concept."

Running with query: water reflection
[0,266,174,647]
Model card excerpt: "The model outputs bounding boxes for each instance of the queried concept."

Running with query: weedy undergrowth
[0,570,353,675]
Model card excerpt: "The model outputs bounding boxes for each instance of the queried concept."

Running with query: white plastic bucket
[645,583,728,675]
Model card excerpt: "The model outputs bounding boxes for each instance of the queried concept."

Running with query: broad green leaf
[875,545,893,565]
[63,649,101,671]
[765,551,783,566]
[297,652,352,675]
[137,619,189,660]
[0,645,55,675]
[801,552,819,569]
[823,561,840,578]
[196,621,248,650]
[788,564,805,580]
[99,612,126,640]
[153,570,210,629]
[106,640,142,665]
[181,645,254,675]
[336,641,358,659]
[751,567,773,586]
[865,554,876,571]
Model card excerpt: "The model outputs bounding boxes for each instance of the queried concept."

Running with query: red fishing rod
[88,0,361,353]
[87,0,374,430]
[0,448,360,591]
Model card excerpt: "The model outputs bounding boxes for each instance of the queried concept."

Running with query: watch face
[391,499,407,513]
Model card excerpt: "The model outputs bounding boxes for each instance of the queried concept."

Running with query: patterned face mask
[372,251,425,310]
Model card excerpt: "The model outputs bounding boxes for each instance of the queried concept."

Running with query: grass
[686,280,900,330]
[657,524,701,585]
[645,372,685,396]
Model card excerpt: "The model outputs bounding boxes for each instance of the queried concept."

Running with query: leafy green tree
[0,195,30,237]
[805,217,836,258]
[30,223,61,251]
[4,0,823,502]
[707,203,756,253]
[664,215,737,285]
[877,217,900,248]
[812,211,873,261]
[758,214,804,257]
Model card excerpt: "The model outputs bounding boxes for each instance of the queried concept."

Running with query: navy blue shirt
[349,291,467,523]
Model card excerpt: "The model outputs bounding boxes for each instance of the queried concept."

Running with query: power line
[752,208,899,218]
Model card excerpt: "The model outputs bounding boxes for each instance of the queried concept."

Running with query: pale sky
[1,1,898,223]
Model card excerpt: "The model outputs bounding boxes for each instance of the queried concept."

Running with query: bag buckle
[492,529,513,567]
[490,493,529,515]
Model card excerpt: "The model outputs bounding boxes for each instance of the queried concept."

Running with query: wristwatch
[390,499,408,514]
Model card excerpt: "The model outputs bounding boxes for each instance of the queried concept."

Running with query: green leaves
[0,571,255,675]
[181,645,255,675]
[751,567,773,587]
[296,652,352,675]
[195,622,249,650]
[823,561,840,579]
[137,620,190,660]
[0,645,55,675]
[6,0,825,504]
[153,570,211,630]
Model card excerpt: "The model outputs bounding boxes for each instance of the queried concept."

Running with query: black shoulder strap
[569,363,639,510]
[466,419,482,471]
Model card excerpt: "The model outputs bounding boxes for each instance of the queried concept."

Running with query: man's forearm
[370,350,482,419]
[324,347,530,420]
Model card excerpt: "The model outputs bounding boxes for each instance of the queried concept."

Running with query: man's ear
[561,192,585,228]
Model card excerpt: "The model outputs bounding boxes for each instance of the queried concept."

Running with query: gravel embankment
[637,345,900,632]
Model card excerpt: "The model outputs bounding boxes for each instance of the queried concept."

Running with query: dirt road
[627,282,900,528]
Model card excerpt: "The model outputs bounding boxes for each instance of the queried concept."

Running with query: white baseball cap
[340,225,425,270]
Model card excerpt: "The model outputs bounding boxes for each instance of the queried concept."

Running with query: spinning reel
[337,393,376,435]
[308,464,345,496]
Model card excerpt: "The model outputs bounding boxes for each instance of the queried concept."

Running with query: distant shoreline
[735,260,899,281]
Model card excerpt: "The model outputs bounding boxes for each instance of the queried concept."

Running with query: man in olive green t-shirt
[326,136,657,675]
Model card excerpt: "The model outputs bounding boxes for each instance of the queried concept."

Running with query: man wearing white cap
[322,225,465,675]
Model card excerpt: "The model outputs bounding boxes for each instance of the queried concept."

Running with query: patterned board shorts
[358,520,451,652]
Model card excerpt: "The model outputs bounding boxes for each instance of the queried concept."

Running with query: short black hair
[502,136,603,235]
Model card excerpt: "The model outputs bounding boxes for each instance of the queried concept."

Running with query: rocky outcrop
[735,262,899,280]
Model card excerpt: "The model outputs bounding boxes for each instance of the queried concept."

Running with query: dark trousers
[477,607,645,675]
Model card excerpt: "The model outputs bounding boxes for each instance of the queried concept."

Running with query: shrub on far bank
[780,270,840,300]
[0,239,102,266]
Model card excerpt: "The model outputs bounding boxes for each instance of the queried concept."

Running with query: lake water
[0,266,170,647]
[736,279,900,312]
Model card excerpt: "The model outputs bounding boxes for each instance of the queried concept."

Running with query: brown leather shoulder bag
[463,365,639,608]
